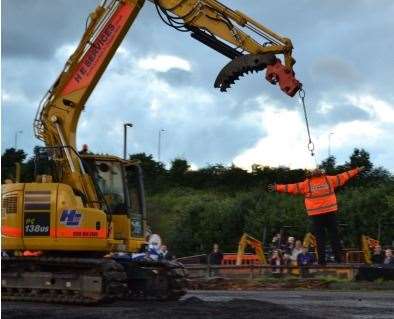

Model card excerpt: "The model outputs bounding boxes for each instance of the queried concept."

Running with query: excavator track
[1,257,126,304]
[113,258,188,301]
[1,256,187,304]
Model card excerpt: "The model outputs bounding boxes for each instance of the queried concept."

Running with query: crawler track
[1,256,187,304]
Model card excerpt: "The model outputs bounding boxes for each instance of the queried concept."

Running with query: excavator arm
[154,0,300,95]
[34,0,300,206]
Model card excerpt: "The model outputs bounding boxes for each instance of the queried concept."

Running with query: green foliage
[2,146,393,257]
[348,148,373,171]
[319,156,337,175]
[129,153,166,194]
[1,148,27,182]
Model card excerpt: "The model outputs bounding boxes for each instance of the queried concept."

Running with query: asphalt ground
[2,290,394,319]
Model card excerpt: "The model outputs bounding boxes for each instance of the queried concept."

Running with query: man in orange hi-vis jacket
[268,166,364,265]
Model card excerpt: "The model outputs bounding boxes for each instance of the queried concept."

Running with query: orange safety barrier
[222,254,262,265]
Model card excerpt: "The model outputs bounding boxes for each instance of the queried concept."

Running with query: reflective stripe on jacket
[275,168,360,216]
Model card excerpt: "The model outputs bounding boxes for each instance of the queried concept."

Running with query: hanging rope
[298,87,315,158]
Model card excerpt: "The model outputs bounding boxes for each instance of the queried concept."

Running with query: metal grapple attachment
[265,59,301,97]
[214,53,301,97]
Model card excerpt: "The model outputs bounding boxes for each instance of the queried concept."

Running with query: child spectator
[159,244,175,261]
[297,246,314,277]
[270,250,283,274]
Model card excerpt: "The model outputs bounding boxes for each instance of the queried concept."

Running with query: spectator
[79,144,89,155]
[284,236,295,254]
[159,244,175,261]
[297,246,314,266]
[290,240,303,263]
[146,234,161,261]
[208,243,223,277]
[270,250,283,274]
[271,233,282,250]
[371,245,384,264]
[383,249,394,265]
[208,243,223,265]
[283,236,296,265]
[297,246,314,276]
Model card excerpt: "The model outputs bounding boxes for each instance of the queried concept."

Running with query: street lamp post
[158,129,165,161]
[328,132,334,158]
[123,123,133,160]
[14,130,23,149]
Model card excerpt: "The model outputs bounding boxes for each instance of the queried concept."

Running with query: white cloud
[346,94,394,123]
[234,93,394,171]
[318,120,382,149]
[54,43,77,62]
[317,100,334,115]
[76,50,217,159]
[137,54,192,73]
[189,162,199,171]
[234,104,316,170]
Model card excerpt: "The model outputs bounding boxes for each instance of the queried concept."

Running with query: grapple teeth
[214,53,277,92]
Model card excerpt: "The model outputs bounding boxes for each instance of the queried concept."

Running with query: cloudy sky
[2,0,394,171]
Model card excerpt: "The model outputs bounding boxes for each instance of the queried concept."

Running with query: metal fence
[183,263,362,280]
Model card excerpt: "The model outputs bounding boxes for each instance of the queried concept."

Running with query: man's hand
[267,184,276,192]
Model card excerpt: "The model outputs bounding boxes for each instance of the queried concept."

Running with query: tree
[169,158,190,185]
[319,156,337,175]
[129,153,166,193]
[1,148,27,182]
[347,148,373,171]
[1,148,27,165]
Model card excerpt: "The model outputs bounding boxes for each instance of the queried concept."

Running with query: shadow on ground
[2,297,319,319]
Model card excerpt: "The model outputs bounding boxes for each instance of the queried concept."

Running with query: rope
[298,88,316,159]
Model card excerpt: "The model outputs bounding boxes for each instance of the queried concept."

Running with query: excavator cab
[81,155,146,238]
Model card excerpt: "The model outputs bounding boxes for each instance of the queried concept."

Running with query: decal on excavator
[62,2,136,95]
[24,213,50,236]
[60,209,82,227]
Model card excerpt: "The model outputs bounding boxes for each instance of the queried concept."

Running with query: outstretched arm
[330,166,364,188]
[268,181,307,195]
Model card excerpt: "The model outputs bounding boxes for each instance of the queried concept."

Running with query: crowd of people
[371,245,394,265]
[146,234,394,269]
[269,234,314,273]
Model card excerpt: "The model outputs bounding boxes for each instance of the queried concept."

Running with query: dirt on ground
[188,277,394,291]
[188,277,331,290]
[2,297,318,319]
[3,288,394,319]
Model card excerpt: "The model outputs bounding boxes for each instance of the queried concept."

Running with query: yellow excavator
[303,232,318,259]
[236,233,267,265]
[2,0,300,303]
[361,235,380,264]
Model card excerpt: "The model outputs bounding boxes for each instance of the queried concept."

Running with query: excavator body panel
[1,156,146,254]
